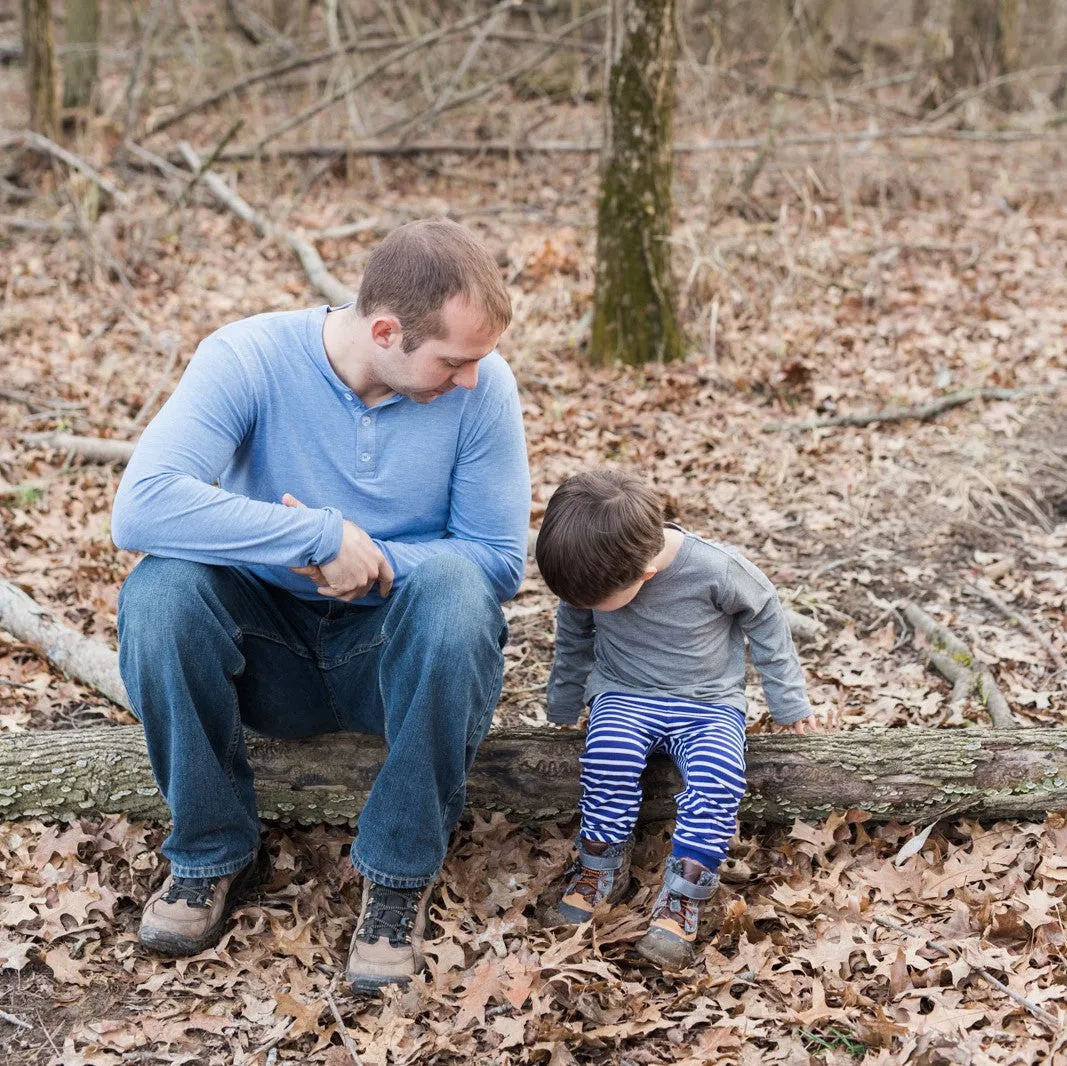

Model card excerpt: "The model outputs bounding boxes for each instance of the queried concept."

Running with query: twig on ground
[324,988,364,1066]
[964,582,1067,674]
[762,386,1054,432]
[0,129,131,207]
[901,602,1014,728]
[923,63,1067,124]
[177,142,357,306]
[872,915,1061,1030]
[0,1008,32,1030]
[0,388,83,412]
[0,213,74,235]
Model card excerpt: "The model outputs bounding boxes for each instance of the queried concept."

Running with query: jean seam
[170,847,258,880]
[239,625,313,658]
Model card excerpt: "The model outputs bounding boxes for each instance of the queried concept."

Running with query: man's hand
[283,493,394,600]
[769,713,822,735]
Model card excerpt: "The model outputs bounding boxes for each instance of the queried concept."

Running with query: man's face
[372,295,501,404]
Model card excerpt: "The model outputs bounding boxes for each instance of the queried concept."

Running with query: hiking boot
[634,856,719,970]
[346,879,434,994]
[138,845,270,957]
[540,837,633,928]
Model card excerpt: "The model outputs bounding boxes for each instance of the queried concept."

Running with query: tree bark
[589,0,681,366]
[1,725,1065,825]
[20,0,58,137]
[62,0,98,111]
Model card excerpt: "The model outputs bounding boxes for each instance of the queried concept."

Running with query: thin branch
[253,9,506,153]
[175,119,244,207]
[0,129,131,207]
[142,34,397,137]
[398,0,518,144]
[0,1008,32,1031]
[762,386,1055,432]
[324,989,365,1066]
[923,63,1067,124]
[872,916,1061,1031]
[122,0,167,146]
[964,583,1067,674]
[177,142,357,306]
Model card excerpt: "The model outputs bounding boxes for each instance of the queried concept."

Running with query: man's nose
[455,362,478,390]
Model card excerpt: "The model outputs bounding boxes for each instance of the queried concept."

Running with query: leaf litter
[2,20,1067,1065]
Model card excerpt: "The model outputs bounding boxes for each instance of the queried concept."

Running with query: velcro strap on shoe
[577,845,627,872]
[664,870,719,900]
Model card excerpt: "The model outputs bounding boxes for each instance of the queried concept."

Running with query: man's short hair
[535,469,665,608]
[357,218,511,352]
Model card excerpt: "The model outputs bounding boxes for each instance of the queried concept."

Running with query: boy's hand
[770,713,822,735]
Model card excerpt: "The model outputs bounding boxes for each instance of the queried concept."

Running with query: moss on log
[1,726,1065,827]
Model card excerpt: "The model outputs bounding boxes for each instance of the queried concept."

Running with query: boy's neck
[650,526,685,574]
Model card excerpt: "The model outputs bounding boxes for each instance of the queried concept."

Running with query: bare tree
[949,0,1020,98]
[62,0,99,111]
[589,0,682,366]
[20,0,58,137]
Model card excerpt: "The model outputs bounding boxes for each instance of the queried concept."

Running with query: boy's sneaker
[634,856,719,970]
[138,845,271,957]
[540,837,633,928]
[346,879,434,994]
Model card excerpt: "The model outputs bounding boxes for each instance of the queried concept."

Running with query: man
[112,219,530,992]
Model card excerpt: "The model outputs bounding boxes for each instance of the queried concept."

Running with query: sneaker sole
[634,927,697,970]
[138,847,270,957]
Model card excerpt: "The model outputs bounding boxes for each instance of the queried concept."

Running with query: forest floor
[2,13,1067,1064]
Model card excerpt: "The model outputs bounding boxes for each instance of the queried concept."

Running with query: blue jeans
[117,554,507,886]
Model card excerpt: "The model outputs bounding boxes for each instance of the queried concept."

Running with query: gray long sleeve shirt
[545,529,813,726]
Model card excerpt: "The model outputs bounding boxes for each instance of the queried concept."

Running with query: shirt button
[360,453,370,462]
[344,392,353,401]
[361,415,371,426]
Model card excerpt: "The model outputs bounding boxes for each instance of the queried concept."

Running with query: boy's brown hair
[535,470,665,608]
[357,218,511,352]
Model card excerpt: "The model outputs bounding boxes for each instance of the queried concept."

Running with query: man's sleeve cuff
[310,507,344,567]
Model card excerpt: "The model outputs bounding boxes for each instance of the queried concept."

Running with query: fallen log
[0,725,1064,825]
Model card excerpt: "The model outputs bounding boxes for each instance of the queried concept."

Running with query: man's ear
[641,566,658,582]
[369,314,401,349]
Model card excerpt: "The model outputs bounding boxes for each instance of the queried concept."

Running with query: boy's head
[535,470,665,610]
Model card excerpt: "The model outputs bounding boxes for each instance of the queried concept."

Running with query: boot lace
[162,876,219,909]
[357,884,422,947]
[562,860,607,906]
[651,889,700,936]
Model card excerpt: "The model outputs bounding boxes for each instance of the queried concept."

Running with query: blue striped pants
[579,692,748,869]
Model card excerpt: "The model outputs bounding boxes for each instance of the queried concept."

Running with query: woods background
[1,1,1066,1064]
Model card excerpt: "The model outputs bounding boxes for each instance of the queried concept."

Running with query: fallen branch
[0,128,131,207]
[0,579,130,709]
[902,603,1014,728]
[872,915,1061,1031]
[21,431,135,463]
[762,386,1054,432]
[177,142,356,306]
[0,1008,32,1031]
[2,723,1065,825]
[964,582,1067,675]
[180,125,1066,164]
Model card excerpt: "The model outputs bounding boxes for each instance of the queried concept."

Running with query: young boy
[534,469,819,970]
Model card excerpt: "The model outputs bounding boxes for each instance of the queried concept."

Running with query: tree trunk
[949,0,1018,93]
[20,0,58,137]
[589,0,681,366]
[1,725,1065,826]
[62,0,98,111]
